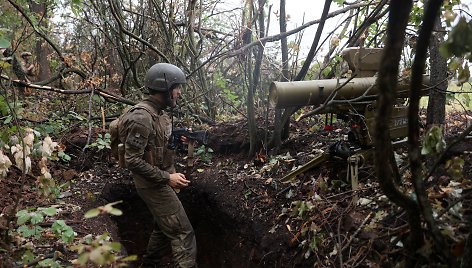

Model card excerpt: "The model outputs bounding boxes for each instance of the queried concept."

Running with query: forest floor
[1,109,471,267]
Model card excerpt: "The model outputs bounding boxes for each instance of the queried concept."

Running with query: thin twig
[341,212,373,252]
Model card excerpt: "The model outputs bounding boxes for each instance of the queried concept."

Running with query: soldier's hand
[168,173,190,189]
[180,135,189,144]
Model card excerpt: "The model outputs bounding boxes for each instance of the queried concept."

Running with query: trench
[101,183,259,268]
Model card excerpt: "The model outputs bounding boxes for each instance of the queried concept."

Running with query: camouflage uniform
[118,97,197,267]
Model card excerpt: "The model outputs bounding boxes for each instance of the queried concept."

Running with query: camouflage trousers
[137,187,197,268]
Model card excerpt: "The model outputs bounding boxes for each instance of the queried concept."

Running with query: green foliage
[195,145,213,163]
[299,221,325,258]
[445,156,464,181]
[319,55,344,79]
[70,0,84,17]
[322,66,332,78]
[421,126,446,155]
[0,95,24,127]
[409,4,424,27]
[71,233,137,267]
[21,250,35,264]
[443,0,461,13]
[13,202,131,267]
[57,151,72,162]
[460,92,472,110]
[16,207,57,225]
[214,71,241,112]
[0,37,10,48]
[52,220,75,243]
[37,175,61,199]
[290,200,314,218]
[15,207,58,239]
[88,133,111,151]
[440,17,472,84]
[17,225,43,239]
[35,111,86,138]
[37,258,62,268]
[0,125,17,147]
[34,118,67,137]
[0,8,20,42]
[458,63,470,85]
[288,201,326,259]
[84,201,123,218]
[452,83,472,110]
[21,249,63,267]
[222,88,241,107]
[0,59,10,70]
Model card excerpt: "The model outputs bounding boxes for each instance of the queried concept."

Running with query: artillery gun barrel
[269,76,430,109]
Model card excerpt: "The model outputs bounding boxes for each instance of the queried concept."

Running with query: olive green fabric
[117,98,175,189]
[118,98,179,215]
[117,97,197,267]
[137,186,197,268]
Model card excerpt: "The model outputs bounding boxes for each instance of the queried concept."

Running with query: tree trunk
[28,0,51,82]
[426,16,447,127]
[374,0,423,263]
[409,0,451,263]
[186,0,213,119]
[271,0,289,152]
[243,0,257,157]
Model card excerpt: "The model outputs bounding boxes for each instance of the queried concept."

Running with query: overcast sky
[265,0,343,59]
[223,1,472,59]
[268,1,472,58]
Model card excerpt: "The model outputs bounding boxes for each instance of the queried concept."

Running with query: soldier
[1,49,35,96]
[20,52,35,78]
[20,52,34,96]
[117,63,197,267]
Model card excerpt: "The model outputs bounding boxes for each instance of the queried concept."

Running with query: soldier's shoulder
[123,107,154,125]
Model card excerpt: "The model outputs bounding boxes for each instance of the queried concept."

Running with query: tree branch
[225,1,370,58]
[409,0,450,262]
[107,0,170,63]
[0,74,136,106]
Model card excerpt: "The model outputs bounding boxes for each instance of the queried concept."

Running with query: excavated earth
[1,112,471,267]
[62,119,300,267]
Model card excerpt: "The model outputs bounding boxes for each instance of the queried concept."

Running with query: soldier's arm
[123,119,170,184]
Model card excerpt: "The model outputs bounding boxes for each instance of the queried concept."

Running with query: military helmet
[144,63,186,93]
[21,52,32,58]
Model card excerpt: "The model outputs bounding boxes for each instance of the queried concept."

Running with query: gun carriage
[269,48,430,187]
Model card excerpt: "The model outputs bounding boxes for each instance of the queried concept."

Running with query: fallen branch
[0,74,136,106]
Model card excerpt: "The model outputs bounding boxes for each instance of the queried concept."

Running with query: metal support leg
[347,155,360,204]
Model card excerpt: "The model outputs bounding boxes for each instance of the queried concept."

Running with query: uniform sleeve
[123,114,170,184]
